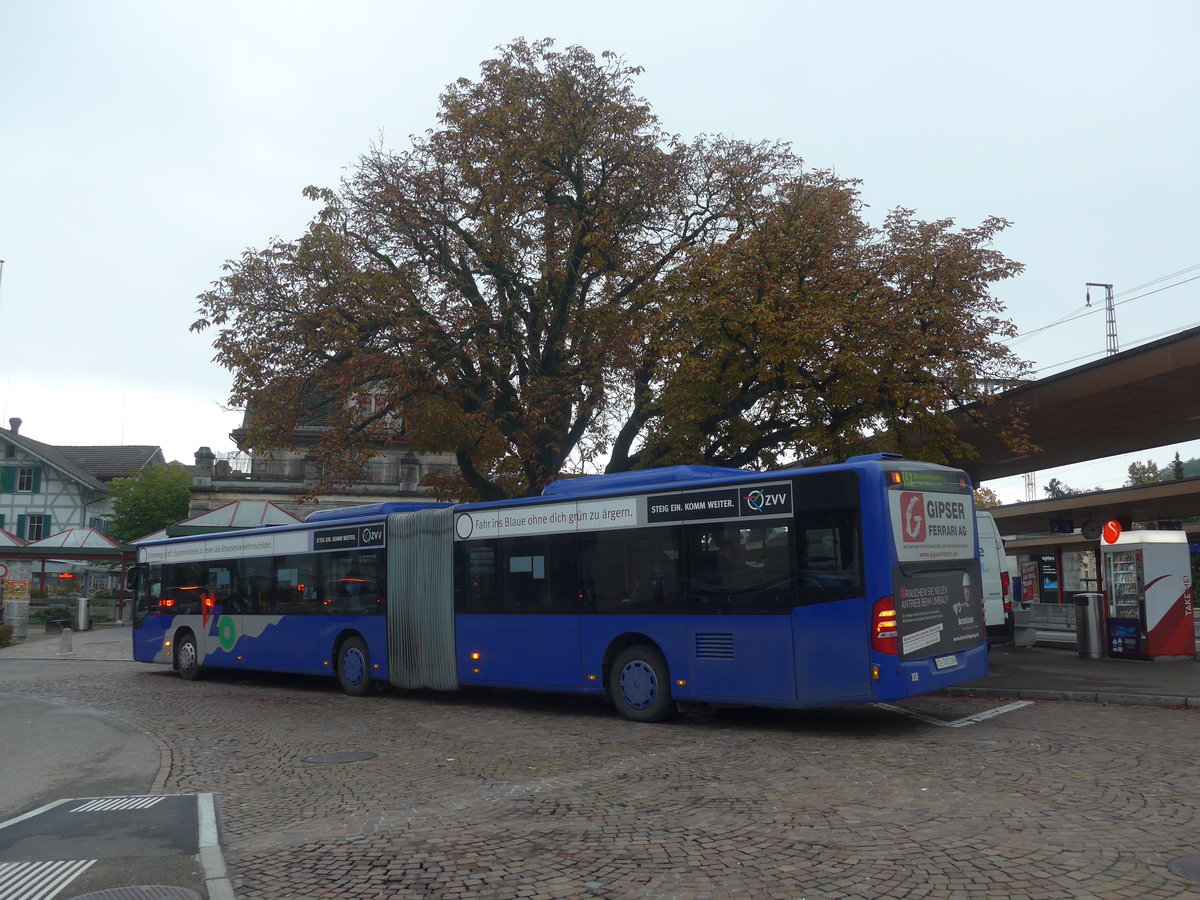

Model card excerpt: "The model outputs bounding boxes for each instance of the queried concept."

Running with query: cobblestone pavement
[4,663,1199,899]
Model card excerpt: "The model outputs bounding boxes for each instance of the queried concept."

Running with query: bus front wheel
[611,645,677,723]
[176,632,203,681]
[337,636,376,697]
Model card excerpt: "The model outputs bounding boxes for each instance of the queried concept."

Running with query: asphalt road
[1,654,1198,899]
[0,660,159,816]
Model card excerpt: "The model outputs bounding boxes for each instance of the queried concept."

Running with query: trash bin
[1074,592,1105,659]
[76,596,91,632]
[4,599,29,640]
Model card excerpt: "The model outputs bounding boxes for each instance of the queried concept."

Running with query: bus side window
[501,537,548,614]
[794,508,863,604]
[579,531,627,613]
[237,556,275,614]
[581,527,680,615]
[274,557,323,615]
[456,541,499,614]
[324,550,384,615]
[162,562,204,614]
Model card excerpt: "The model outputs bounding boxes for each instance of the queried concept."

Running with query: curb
[198,792,237,900]
[941,686,1199,708]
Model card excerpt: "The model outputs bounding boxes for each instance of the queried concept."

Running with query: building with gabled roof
[54,446,166,482]
[0,417,166,541]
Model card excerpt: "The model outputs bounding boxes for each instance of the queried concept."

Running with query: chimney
[8,418,21,435]
[192,446,216,488]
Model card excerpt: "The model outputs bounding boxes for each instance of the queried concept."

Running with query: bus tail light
[872,596,899,655]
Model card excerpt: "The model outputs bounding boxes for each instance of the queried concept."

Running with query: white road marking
[0,859,96,900]
[874,699,1034,727]
[69,796,164,813]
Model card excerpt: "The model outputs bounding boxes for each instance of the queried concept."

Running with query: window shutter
[0,514,5,531]
[17,514,27,539]
[42,514,52,539]
[0,466,12,492]
[31,468,41,493]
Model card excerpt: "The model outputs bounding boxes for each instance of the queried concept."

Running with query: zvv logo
[741,485,792,516]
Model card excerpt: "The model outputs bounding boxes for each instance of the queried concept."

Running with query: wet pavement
[1,625,1198,899]
[6,623,1196,708]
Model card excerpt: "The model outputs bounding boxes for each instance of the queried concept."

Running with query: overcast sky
[2,1,1197,503]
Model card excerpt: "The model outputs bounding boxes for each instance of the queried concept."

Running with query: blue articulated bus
[132,454,988,722]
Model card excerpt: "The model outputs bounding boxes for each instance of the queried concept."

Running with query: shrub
[0,624,11,647]
[31,605,73,625]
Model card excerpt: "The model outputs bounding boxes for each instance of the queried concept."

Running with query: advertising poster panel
[889,488,984,658]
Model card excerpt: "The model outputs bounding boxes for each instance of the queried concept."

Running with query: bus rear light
[872,596,899,655]
[871,664,880,681]
[470,651,481,660]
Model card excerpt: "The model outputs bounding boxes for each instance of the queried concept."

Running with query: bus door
[788,508,870,701]
[682,522,796,702]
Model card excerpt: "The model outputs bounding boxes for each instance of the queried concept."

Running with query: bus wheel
[337,637,376,697]
[611,645,676,723]
[176,632,203,681]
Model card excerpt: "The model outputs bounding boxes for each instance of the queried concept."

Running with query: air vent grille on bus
[695,633,735,659]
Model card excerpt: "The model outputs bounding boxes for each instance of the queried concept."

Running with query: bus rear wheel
[176,632,203,681]
[611,645,676,723]
[337,636,376,697]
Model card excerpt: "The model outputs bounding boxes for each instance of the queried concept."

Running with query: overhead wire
[1005,264,1200,364]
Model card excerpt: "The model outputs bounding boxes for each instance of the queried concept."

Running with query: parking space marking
[874,699,1034,727]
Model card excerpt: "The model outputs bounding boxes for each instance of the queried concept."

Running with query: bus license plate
[934,654,957,670]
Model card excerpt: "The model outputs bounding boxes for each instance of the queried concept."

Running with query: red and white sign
[890,490,975,562]
[0,563,8,579]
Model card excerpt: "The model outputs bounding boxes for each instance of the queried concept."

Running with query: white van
[976,510,1014,644]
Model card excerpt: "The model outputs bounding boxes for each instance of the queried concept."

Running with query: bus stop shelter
[0,528,135,637]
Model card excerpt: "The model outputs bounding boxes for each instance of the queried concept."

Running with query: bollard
[59,626,74,654]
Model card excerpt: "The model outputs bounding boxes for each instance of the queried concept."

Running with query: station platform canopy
[948,324,1200,484]
[136,499,304,542]
[1,528,129,561]
[943,325,1200,548]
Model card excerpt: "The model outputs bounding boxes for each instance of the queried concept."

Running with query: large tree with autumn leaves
[194,38,1031,501]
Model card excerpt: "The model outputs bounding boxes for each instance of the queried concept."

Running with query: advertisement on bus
[888,488,984,659]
